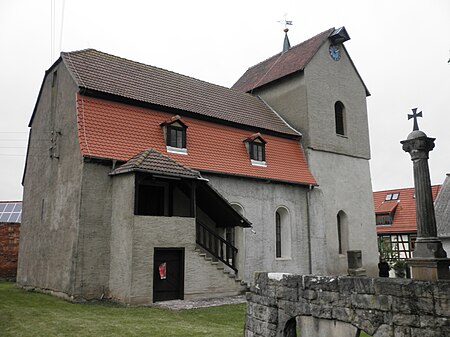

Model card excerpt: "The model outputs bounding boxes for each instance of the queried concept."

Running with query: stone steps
[194,247,248,289]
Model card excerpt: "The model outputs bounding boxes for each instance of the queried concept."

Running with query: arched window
[335,101,345,136]
[275,207,291,259]
[337,211,348,255]
[226,204,245,247]
[276,212,282,258]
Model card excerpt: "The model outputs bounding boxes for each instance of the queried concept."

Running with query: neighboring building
[18,27,378,305]
[374,186,441,260]
[436,174,450,254]
[0,201,22,280]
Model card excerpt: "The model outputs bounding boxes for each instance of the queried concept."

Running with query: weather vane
[408,107,422,131]
[277,14,293,30]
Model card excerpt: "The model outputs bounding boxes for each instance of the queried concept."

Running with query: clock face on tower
[329,44,341,61]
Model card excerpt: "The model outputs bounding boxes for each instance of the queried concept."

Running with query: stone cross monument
[401,108,450,280]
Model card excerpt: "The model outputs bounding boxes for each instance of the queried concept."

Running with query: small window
[392,193,399,200]
[337,211,348,255]
[275,207,291,259]
[376,213,393,226]
[275,212,282,258]
[385,194,392,201]
[167,124,186,148]
[244,133,267,166]
[335,101,346,136]
[160,116,188,153]
[250,141,265,162]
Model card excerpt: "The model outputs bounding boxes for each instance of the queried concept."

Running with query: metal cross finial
[277,14,293,29]
[408,108,423,131]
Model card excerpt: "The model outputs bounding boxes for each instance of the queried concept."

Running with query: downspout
[306,184,314,274]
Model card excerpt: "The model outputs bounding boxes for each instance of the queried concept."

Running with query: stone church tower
[233,27,378,275]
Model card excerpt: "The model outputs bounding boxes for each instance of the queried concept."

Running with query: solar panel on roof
[0,202,22,223]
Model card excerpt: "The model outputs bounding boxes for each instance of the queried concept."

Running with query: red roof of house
[373,185,441,234]
[77,95,316,186]
[232,29,334,92]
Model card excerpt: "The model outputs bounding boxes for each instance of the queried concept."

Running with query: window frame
[275,211,282,258]
[334,101,346,136]
[166,124,186,149]
[250,141,265,162]
[160,116,188,154]
[244,133,267,166]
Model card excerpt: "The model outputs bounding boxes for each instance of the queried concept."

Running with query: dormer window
[244,133,266,167]
[160,116,187,154]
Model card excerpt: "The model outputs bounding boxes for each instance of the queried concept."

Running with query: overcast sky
[0,0,449,201]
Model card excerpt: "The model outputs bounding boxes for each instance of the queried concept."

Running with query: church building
[17,27,378,304]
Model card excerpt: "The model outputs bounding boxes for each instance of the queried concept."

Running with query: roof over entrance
[110,148,203,180]
[111,148,251,227]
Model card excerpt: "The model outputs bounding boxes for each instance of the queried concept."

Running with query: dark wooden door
[153,248,184,302]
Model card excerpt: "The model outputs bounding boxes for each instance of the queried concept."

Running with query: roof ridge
[62,48,244,95]
[374,184,441,193]
[243,28,334,72]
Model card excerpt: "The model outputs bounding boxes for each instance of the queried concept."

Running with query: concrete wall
[204,174,313,283]
[245,272,450,337]
[253,40,377,277]
[307,150,378,276]
[109,173,134,302]
[109,174,246,305]
[73,161,113,299]
[17,63,83,295]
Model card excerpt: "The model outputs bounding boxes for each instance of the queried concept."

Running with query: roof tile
[373,185,441,234]
[232,28,334,92]
[62,49,298,136]
[111,148,202,179]
[78,95,316,186]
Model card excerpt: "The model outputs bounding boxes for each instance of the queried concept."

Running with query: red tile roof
[61,49,299,136]
[77,95,316,186]
[232,28,334,92]
[373,185,441,234]
[110,148,203,180]
[375,202,398,213]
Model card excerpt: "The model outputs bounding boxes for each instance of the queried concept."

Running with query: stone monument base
[407,258,450,280]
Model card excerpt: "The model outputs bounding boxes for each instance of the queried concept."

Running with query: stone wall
[0,223,20,280]
[245,272,450,337]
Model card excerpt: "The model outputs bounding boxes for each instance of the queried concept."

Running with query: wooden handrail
[196,220,238,272]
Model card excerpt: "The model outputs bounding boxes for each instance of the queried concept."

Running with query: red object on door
[159,262,167,279]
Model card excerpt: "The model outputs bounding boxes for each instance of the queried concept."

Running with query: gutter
[306,184,314,274]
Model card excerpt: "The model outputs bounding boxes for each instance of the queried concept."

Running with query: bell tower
[233,27,379,276]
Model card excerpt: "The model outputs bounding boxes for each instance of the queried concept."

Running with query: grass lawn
[0,282,374,337]
[0,283,245,337]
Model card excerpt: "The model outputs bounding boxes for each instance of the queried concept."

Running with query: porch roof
[110,148,252,228]
[110,148,203,180]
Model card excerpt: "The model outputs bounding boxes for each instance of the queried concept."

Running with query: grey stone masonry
[244,272,450,337]
[401,130,450,280]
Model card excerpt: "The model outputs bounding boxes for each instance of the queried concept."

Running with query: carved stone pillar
[401,130,450,280]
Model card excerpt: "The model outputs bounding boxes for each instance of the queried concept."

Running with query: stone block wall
[245,272,450,337]
[0,223,20,280]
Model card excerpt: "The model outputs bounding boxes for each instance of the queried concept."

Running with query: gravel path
[151,295,246,310]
